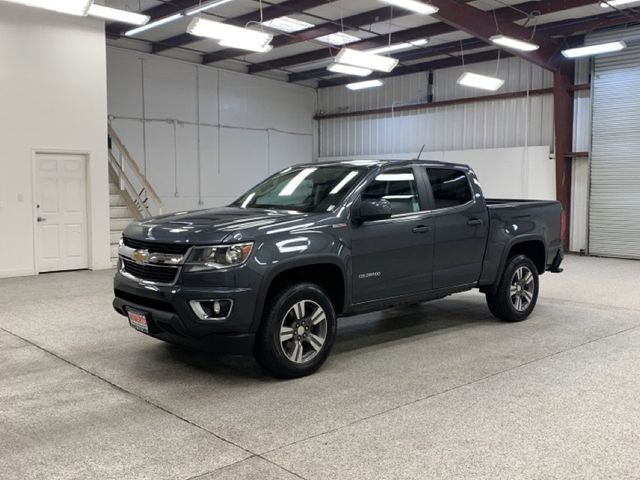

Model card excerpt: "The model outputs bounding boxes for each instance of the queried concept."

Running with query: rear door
[424,167,488,289]
[350,167,435,304]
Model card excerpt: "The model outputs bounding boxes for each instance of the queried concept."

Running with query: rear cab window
[425,168,473,209]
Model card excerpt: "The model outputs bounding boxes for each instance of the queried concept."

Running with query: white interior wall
[0,3,110,278]
[319,146,555,201]
[317,57,554,157]
[107,48,317,213]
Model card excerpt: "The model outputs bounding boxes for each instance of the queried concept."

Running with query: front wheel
[254,283,336,379]
[486,254,539,322]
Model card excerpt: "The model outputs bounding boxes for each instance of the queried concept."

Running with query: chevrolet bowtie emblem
[131,249,150,264]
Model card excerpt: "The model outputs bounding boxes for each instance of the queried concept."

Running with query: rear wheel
[254,282,336,379]
[486,254,539,322]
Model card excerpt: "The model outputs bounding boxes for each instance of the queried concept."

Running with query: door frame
[31,149,92,275]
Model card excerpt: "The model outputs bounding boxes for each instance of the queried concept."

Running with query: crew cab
[113,160,564,378]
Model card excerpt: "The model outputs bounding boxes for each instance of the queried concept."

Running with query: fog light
[190,299,233,320]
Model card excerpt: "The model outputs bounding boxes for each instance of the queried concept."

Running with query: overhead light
[335,48,399,73]
[561,41,627,58]
[88,4,149,25]
[317,32,360,46]
[457,72,504,91]
[368,38,428,55]
[125,13,183,36]
[327,63,373,76]
[218,39,273,53]
[346,79,384,90]
[187,17,273,52]
[490,34,539,52]
[185,0,235,15]
[2,0,92,16]
[261,16,314,32]
[600,0,640,6]
[379,0,439,15]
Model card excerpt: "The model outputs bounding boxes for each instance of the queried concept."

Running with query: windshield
[232,165,367,213]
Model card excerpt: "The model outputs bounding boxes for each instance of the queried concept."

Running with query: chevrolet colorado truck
[113,160,564,378]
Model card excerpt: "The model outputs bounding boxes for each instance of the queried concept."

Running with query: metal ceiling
[104,0,640,86]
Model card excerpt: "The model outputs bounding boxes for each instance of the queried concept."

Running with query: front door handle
[467,218,483,226]
[37,216,47,222]
[412,225,432,234]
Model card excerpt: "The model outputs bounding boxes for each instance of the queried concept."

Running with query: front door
[351,167,434,304]
[35,153,89,273]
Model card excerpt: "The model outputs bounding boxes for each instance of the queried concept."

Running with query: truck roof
[296,159,473,171]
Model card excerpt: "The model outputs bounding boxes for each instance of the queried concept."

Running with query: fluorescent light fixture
[88,4,149,25]
[335,48,399,73]
[379,0,439,15]
[2,0,92,16]
[187,17,273,52]
[327,63,373,77]
[457,72,505,91]
[368,38,428,55]
[218,39,273,53]
[125,13,183,36]
[490,34,539,52]
[186,0,235,15]
[261,16,313,32]
[600,0,640,7]
[346,79,384,90]
[561,41,627,58]
[317,32,360,46]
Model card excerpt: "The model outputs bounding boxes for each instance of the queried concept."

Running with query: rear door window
[426,168,473,209]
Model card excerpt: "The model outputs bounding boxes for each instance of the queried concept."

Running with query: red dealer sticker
[127,310,149,334]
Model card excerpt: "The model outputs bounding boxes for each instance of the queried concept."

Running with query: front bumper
[113,270,259,354]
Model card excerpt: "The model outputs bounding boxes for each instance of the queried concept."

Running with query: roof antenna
[416,144,426,160]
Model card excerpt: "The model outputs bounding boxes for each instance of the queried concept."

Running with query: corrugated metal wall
[317,57,554,157]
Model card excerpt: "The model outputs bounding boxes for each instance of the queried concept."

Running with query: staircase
[108,123,164,267]
[109,181,136,265]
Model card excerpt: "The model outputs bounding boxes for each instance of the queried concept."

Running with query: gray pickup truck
[113,160,563,378]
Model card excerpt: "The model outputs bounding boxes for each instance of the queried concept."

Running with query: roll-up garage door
[590,45,640,259]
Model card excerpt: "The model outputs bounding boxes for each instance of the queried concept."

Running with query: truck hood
[122,206,320,245]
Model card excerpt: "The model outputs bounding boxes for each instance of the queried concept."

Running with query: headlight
[184,242,254,272]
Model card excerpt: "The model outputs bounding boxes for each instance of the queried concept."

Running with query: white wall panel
[220,128,270,197]
[0,3,110,277]
[317,57,554,158]
[107,47,316,211]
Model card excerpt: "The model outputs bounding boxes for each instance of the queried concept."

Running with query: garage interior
[1,0,640,478]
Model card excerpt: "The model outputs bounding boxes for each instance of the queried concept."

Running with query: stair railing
[107,124,163,218]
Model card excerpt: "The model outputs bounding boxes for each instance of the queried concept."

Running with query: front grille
[123,237,191,255]
[122,258,179,284]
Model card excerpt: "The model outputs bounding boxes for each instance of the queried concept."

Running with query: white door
[35,153,89,272]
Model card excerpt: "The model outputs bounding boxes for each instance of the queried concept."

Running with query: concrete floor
[1,255,639,480]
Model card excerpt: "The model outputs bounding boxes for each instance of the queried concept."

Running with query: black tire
[486,254,539,322]
[254,282,337,379]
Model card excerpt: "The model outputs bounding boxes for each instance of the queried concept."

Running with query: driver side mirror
[356,198,393,223]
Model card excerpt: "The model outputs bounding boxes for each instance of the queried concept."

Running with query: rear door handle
[412,225,432,234]
[467,218,483,226]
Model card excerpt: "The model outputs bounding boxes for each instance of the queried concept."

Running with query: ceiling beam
[246,0,597,74]
[427,0,561,71]
[151,0,334,54]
